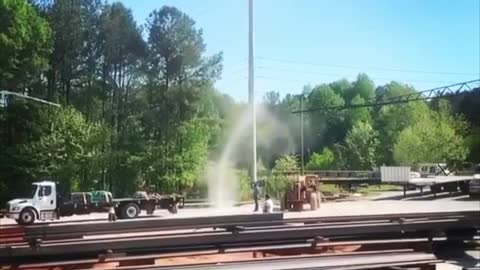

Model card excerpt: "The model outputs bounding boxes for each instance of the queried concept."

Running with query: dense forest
[1,0,479,203]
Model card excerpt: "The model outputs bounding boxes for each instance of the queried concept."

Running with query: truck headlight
[11,206,20,212]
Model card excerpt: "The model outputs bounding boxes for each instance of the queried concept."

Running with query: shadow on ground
[373,191,467,201]
[435,242,480,269]
[453,196,480,202]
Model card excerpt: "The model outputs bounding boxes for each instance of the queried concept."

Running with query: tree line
[1,0,479,203]
[262,76,479,173]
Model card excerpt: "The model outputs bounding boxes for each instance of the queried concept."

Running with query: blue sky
[119,0,480,101]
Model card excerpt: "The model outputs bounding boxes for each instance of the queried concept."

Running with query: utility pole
[248,0,257,183]
[300,95,304,175]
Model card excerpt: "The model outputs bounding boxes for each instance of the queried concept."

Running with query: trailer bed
[409,176,475,187]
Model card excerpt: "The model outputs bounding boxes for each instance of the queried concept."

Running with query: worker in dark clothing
[253,182,260,212]
[108,206,116,222]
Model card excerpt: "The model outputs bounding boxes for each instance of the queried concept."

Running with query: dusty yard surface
[1,190,478,226]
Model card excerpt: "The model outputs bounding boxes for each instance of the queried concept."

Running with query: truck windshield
[16,184,38,198]
[29,184,38,198]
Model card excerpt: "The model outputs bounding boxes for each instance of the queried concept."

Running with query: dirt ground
[1,190,478,226]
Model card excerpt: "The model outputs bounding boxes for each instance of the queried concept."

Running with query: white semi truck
[5,181,184,225]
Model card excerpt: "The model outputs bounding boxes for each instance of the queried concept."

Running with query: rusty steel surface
[2,214,478,259]
[7,250,441,270]
[1,211,478,270]
[142,252,440,270]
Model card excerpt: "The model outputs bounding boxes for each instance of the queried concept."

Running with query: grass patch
[318,183,402,196]
[356,184,403,195]
[319,184,343,194]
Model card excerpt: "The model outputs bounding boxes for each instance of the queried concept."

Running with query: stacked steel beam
[1,211,478,269]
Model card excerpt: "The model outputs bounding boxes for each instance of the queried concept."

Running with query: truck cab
[6,181,57,225]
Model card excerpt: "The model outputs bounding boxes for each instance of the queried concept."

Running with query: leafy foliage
[393,102,468,166]
[0,0,51,89]
[264,155,299,199]
[20,107,109,191]
[305,148,335,170]
[341,121,380,170]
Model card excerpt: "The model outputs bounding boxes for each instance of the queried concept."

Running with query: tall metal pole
[248,0,257,183]
[300,95,304,175]
[0,91,60,107]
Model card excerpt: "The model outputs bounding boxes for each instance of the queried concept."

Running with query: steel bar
[18,211,480,242]
[23,213,284,237]
[11,234,479,269]
[286,210,479,224]
[3,216,478,258]
[14,249,417,269]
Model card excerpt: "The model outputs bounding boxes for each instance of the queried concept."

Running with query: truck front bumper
[5,212,20,219]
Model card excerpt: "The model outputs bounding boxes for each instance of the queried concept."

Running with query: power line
[221,66,248,80]
[255,74,458,85]
[257,66,340,77]
[291,79,480,114]
[257,56,479,76]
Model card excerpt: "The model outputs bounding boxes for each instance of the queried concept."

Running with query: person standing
[253,182,260,212]
[263,194,273,213]
[108,206,116,222]
[310,187,318,211]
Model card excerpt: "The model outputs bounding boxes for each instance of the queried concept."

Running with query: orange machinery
[284,174,320,211]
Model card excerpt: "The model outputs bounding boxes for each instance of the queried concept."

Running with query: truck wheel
[18,208,36,225]
[121,203,140,219]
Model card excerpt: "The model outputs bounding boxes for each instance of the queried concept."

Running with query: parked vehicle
[381,166,480,197]
[5,181,184,225]
[467,174,480,198]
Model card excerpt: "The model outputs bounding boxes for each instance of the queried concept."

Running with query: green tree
[394,102,468,166]
[306,148,335,170]
[146,6,222,88]
[98,2,146,192]
[264,154,299,200]
[139,6,223,192]
[0,0,51,90]
[307,84,346,149]
[329,79,351,98]
[346,95,371,126]
[342,121,380,170]
[374,82,430,164]
[21,107,109,191]
[46,0,84,104]
[344,73,375,103]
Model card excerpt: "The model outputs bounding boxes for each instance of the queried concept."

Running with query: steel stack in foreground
[1,211,479,269]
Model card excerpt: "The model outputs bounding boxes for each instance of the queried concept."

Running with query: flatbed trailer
[381,166,479,197]
[5,181,184,225]
[58,195,184,218]
[408,176,471,195]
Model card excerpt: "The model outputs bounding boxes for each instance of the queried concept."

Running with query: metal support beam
[0,90,60,107]
[292,80,480,114]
